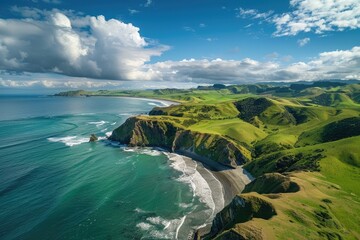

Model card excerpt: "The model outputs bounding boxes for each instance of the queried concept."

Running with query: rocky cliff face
[109,116,251,168]
[200,173,300,239]
[109,117,179,148]
[203,193,276,239]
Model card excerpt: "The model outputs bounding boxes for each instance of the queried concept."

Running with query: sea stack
[89,134,98,142]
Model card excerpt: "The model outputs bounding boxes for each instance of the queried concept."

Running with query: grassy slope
[190,118,267,146]
[166,86,359,239]
[243,137,360,238]
[57,83,360,239]
[228,171,360,239]
[143,85,360,239]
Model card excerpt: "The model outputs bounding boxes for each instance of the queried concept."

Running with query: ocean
[0,95,224,240]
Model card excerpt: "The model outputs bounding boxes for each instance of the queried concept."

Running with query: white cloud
[0,8,168,81]
[31,0,61,4]
[128,9,140,15]
[305,46,360,79]
[144,0,152,7]
[1,7,359,86]
[206,38,217,42]
[297,37,310,47]
[0,79,123,88]
[0,71,123,89]
[11,5,46,19]
[237,8,273,19]
[199,23,206,28]
[146,46,360,82]
[273,0,360,36]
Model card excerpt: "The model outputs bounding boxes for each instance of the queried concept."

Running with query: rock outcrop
[109,117,251,168]
[89,134,98,142]
[109,117,179,148]
[203,193,276,239]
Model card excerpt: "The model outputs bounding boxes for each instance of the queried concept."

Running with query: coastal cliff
[203,193,277,240]
[109,116,251,168]
[199,173,299,240]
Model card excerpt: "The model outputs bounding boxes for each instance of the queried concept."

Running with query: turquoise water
[0,96,221,240]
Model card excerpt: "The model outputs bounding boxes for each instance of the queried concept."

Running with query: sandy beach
[211,166,253,205]
[175,149,253,205]
[190,164,254,238]
[176,151,254,238]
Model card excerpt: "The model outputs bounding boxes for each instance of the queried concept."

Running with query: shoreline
[123,146,253,238]
[174,149,253,204]
[113,96,180,106]
[53,94,182,106]
[211,166,253,204]
[167,149,253,237]
[194,164,253,237]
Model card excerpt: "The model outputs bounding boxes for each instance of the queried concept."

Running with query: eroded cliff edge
[109,116,251,168]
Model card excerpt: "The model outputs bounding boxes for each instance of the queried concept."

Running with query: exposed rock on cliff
[109,116,251,168]
[204,193,276,239]
[110,117,179,148]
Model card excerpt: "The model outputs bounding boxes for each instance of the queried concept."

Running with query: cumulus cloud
[273,0,360,36]
[0,8,168,81]
[1,45,359,87]
[1,7,359,86]
[297,37,310,47]
[148,58,281,82]
[0,78,124,89]
[146,46,360,82]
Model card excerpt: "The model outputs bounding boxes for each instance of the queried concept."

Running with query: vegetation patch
[234,97,273,122]
[321,117,360,142]
[245,151,324,177]
[243,173,300,194]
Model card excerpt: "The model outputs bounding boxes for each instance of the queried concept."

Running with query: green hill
[234,97,297,127]
[311,93,355,107]
[296,117,360,147]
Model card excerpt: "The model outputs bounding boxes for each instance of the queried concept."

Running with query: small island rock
[89,134,98,142]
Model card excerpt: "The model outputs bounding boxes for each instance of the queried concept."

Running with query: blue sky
[0,0,359,92]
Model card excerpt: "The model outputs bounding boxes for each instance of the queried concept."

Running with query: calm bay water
[0,96,220,240]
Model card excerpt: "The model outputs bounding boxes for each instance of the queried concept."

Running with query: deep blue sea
[0,95,224,240]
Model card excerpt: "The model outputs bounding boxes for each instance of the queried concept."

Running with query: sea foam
[148,102,162,107]
[122,147,162,156]
[47,136,89,147]
[136,215,187,240]
[87,121,108,127]
[163,152,216,216]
